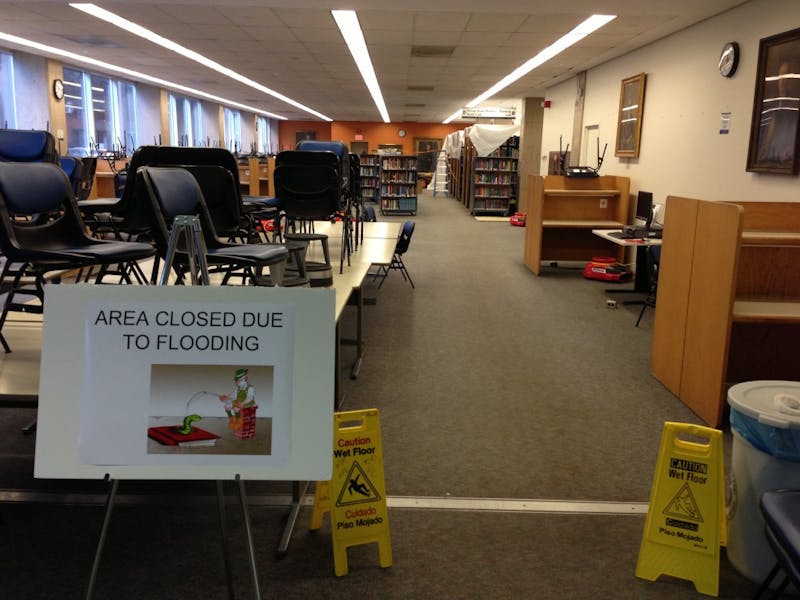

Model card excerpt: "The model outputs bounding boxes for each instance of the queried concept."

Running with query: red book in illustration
[147,425,220,447]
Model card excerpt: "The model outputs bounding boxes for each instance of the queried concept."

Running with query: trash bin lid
[728,381,800,429]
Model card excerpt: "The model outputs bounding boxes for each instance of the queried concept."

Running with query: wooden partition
[651,197,800,426]
[523,174,630,274]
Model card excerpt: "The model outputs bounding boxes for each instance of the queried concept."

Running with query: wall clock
[397,129,406,138]
[52,78,65,100]
[718,42,739,78]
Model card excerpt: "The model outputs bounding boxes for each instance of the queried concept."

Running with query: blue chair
[59,156,84,197]
[0,129,58,164]
[374,220,416,289]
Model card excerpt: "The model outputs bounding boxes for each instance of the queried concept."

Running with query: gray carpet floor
[0,190,767,598]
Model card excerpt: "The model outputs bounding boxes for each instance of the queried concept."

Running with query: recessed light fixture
[443,14,617,123]
[332,10,390,123]
[0,31,287,120]
[70,3,331,122]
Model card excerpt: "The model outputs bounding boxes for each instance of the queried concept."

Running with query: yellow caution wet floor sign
[310,409,392,576]
[636,422,725,596]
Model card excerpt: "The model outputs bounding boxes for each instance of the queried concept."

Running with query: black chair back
[295,140,349,192]
[274,150,342,219]
[78,156,98,200]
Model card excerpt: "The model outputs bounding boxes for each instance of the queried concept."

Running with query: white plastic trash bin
[727,380,800,585]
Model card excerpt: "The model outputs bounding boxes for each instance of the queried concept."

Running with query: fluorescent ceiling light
[0,31,287,120]
[443,14,616,123]
[332,10,390,123]
[70,3,331,122]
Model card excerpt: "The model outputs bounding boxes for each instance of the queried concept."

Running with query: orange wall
[278,121,463,155]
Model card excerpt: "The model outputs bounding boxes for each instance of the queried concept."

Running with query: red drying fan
[509,212,526,227]
[583,256,633,282]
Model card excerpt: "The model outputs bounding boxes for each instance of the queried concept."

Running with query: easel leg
[276,480,309,558]
[236,475,261,600]
[86,477,119,600]
[216,480,235,600]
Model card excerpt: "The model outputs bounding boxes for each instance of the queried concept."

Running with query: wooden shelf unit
[380,155,417,215]
[88,156,129,199]
[359,154,381,203]
[237,156,275,197]
[651,197,800,426]
[523,175,631,274]
[468,139,519,215]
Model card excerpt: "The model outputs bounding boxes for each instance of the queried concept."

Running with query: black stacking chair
[635,245,660,327]
[78,145,160,241]
[136,166,289,286]
[273,150,344,286]
[374,220,416,289]
[0,129,58,164]
[0,162,155,352]
[77,156,98,201]
[755,490,800,599]
[146,146,267,243]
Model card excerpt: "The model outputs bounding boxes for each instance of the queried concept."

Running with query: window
[257,116,271,155]
[0,52,17,128]
[223,107,242,153]
[168,93,203,146]
[63,66,137,156]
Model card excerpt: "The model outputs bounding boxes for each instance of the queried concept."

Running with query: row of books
[381,157,417,170]
[474,198,514,210]
[474,189,513,199]
[381,174,417,184]
[474,158,517,171]
[381,184,416,195]
[474,174,516,184]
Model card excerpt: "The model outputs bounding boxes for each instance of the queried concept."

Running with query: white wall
[136,83,162,146]
[12,53,48,130]
[541,0,800,204]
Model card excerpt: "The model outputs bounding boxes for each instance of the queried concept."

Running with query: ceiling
[0,0,748,123]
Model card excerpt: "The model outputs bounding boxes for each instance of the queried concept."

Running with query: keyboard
[608,230,636,239]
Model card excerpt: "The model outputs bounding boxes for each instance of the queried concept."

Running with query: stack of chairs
[274,141,354,285]
[0,162,155,352]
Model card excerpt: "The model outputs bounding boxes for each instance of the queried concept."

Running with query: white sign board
[461,106,516,119]
[34,285,334,481]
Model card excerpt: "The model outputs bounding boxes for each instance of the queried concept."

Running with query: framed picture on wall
[415,138,442,173]
[295,131,316,146]
[746,27,800,175]
[614,73,647,158]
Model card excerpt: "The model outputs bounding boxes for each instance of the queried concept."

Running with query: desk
[592,229,662,294]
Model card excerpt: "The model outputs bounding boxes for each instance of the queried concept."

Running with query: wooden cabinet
[359,154,381,203]
[523,174,631,274]
[380,155,417,215]
[651,197,800,426]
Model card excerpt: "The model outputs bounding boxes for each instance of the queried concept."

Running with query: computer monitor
[635,191,654,229]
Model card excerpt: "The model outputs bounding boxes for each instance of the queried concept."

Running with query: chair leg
[635,302,647,327]
[397,256,414,288]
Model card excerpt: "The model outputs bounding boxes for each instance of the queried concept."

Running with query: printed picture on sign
[147,364,273,456]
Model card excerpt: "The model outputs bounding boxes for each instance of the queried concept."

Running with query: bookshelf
[523,174,631,274]
[380,155,417,215]
[359,154,381,203]
[469,139,518,215]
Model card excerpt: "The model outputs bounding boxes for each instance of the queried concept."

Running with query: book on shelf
[148,424,220,447]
